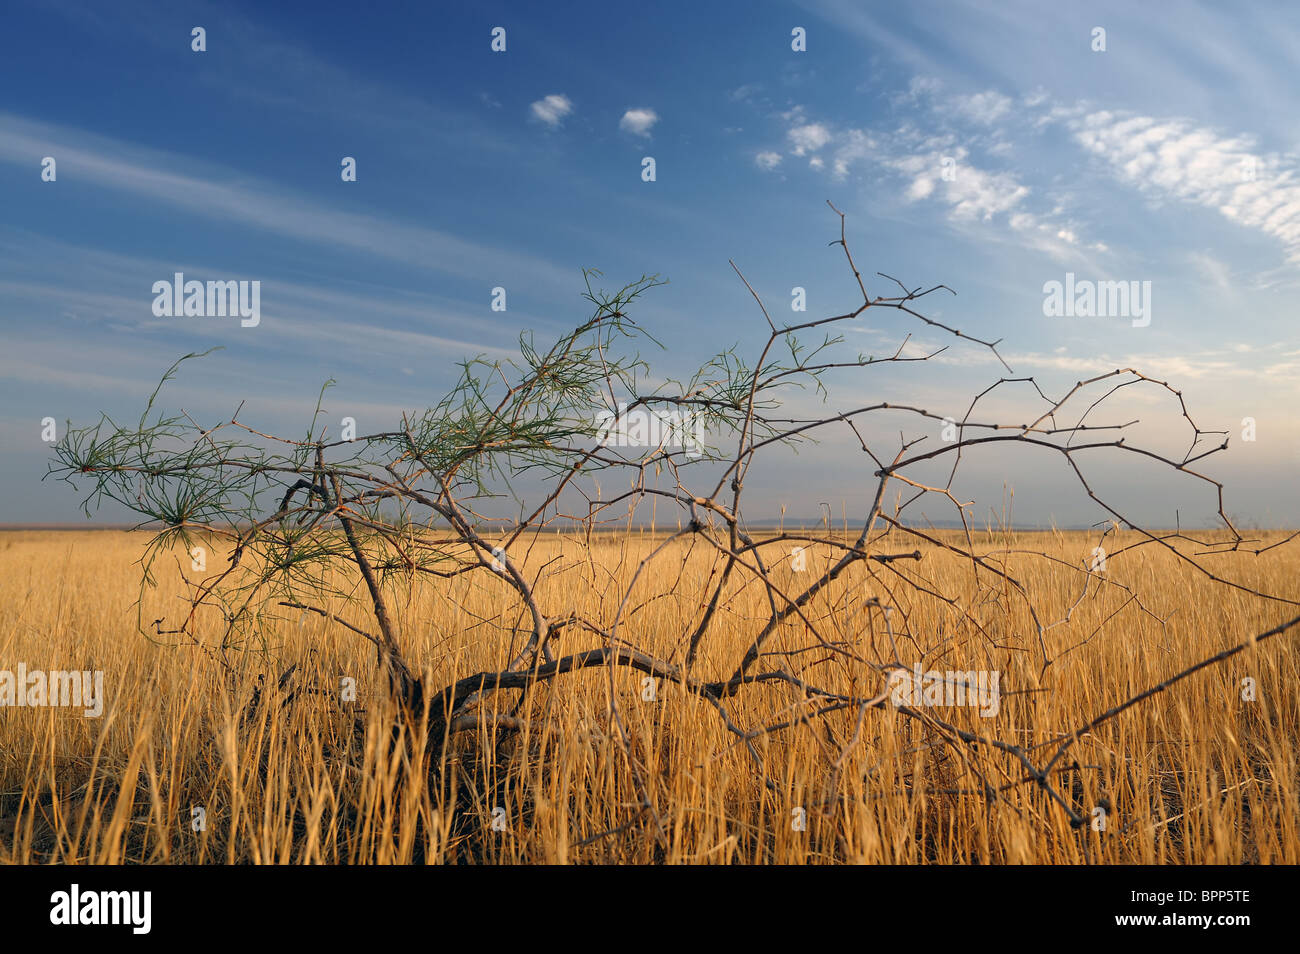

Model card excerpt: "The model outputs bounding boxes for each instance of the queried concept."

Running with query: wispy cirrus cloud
[850,323,1290,383]
[762,100,1101,263]
[0,228,529,360]
[0,113,578,293]
[948,91,1013,125]
[754,74,1300,273]
[1069,110,1300,265]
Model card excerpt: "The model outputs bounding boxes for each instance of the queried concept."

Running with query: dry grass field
[1,526,1297,864]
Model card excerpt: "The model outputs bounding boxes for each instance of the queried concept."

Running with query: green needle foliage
[49,208,1284,828]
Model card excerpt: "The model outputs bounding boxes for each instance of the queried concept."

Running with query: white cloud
[830,129,876,179]
[907,176,934,200]
[951,91,1012,125]
[1023,88,1050,109]
[902,75,942,103]
[788,122,831,156]
[1072,110,1300,264]
[530,94,573,127]
[620,108,659,137]
[771,103,1094,260]
[755,151,783,171]
[891,150,1029,222]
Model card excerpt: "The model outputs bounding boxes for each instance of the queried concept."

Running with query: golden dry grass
[0,527,1297,864]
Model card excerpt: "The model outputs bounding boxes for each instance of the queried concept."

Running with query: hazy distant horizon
[5,518,1289,533]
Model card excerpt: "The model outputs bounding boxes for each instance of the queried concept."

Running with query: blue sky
[2,0,1298,527]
